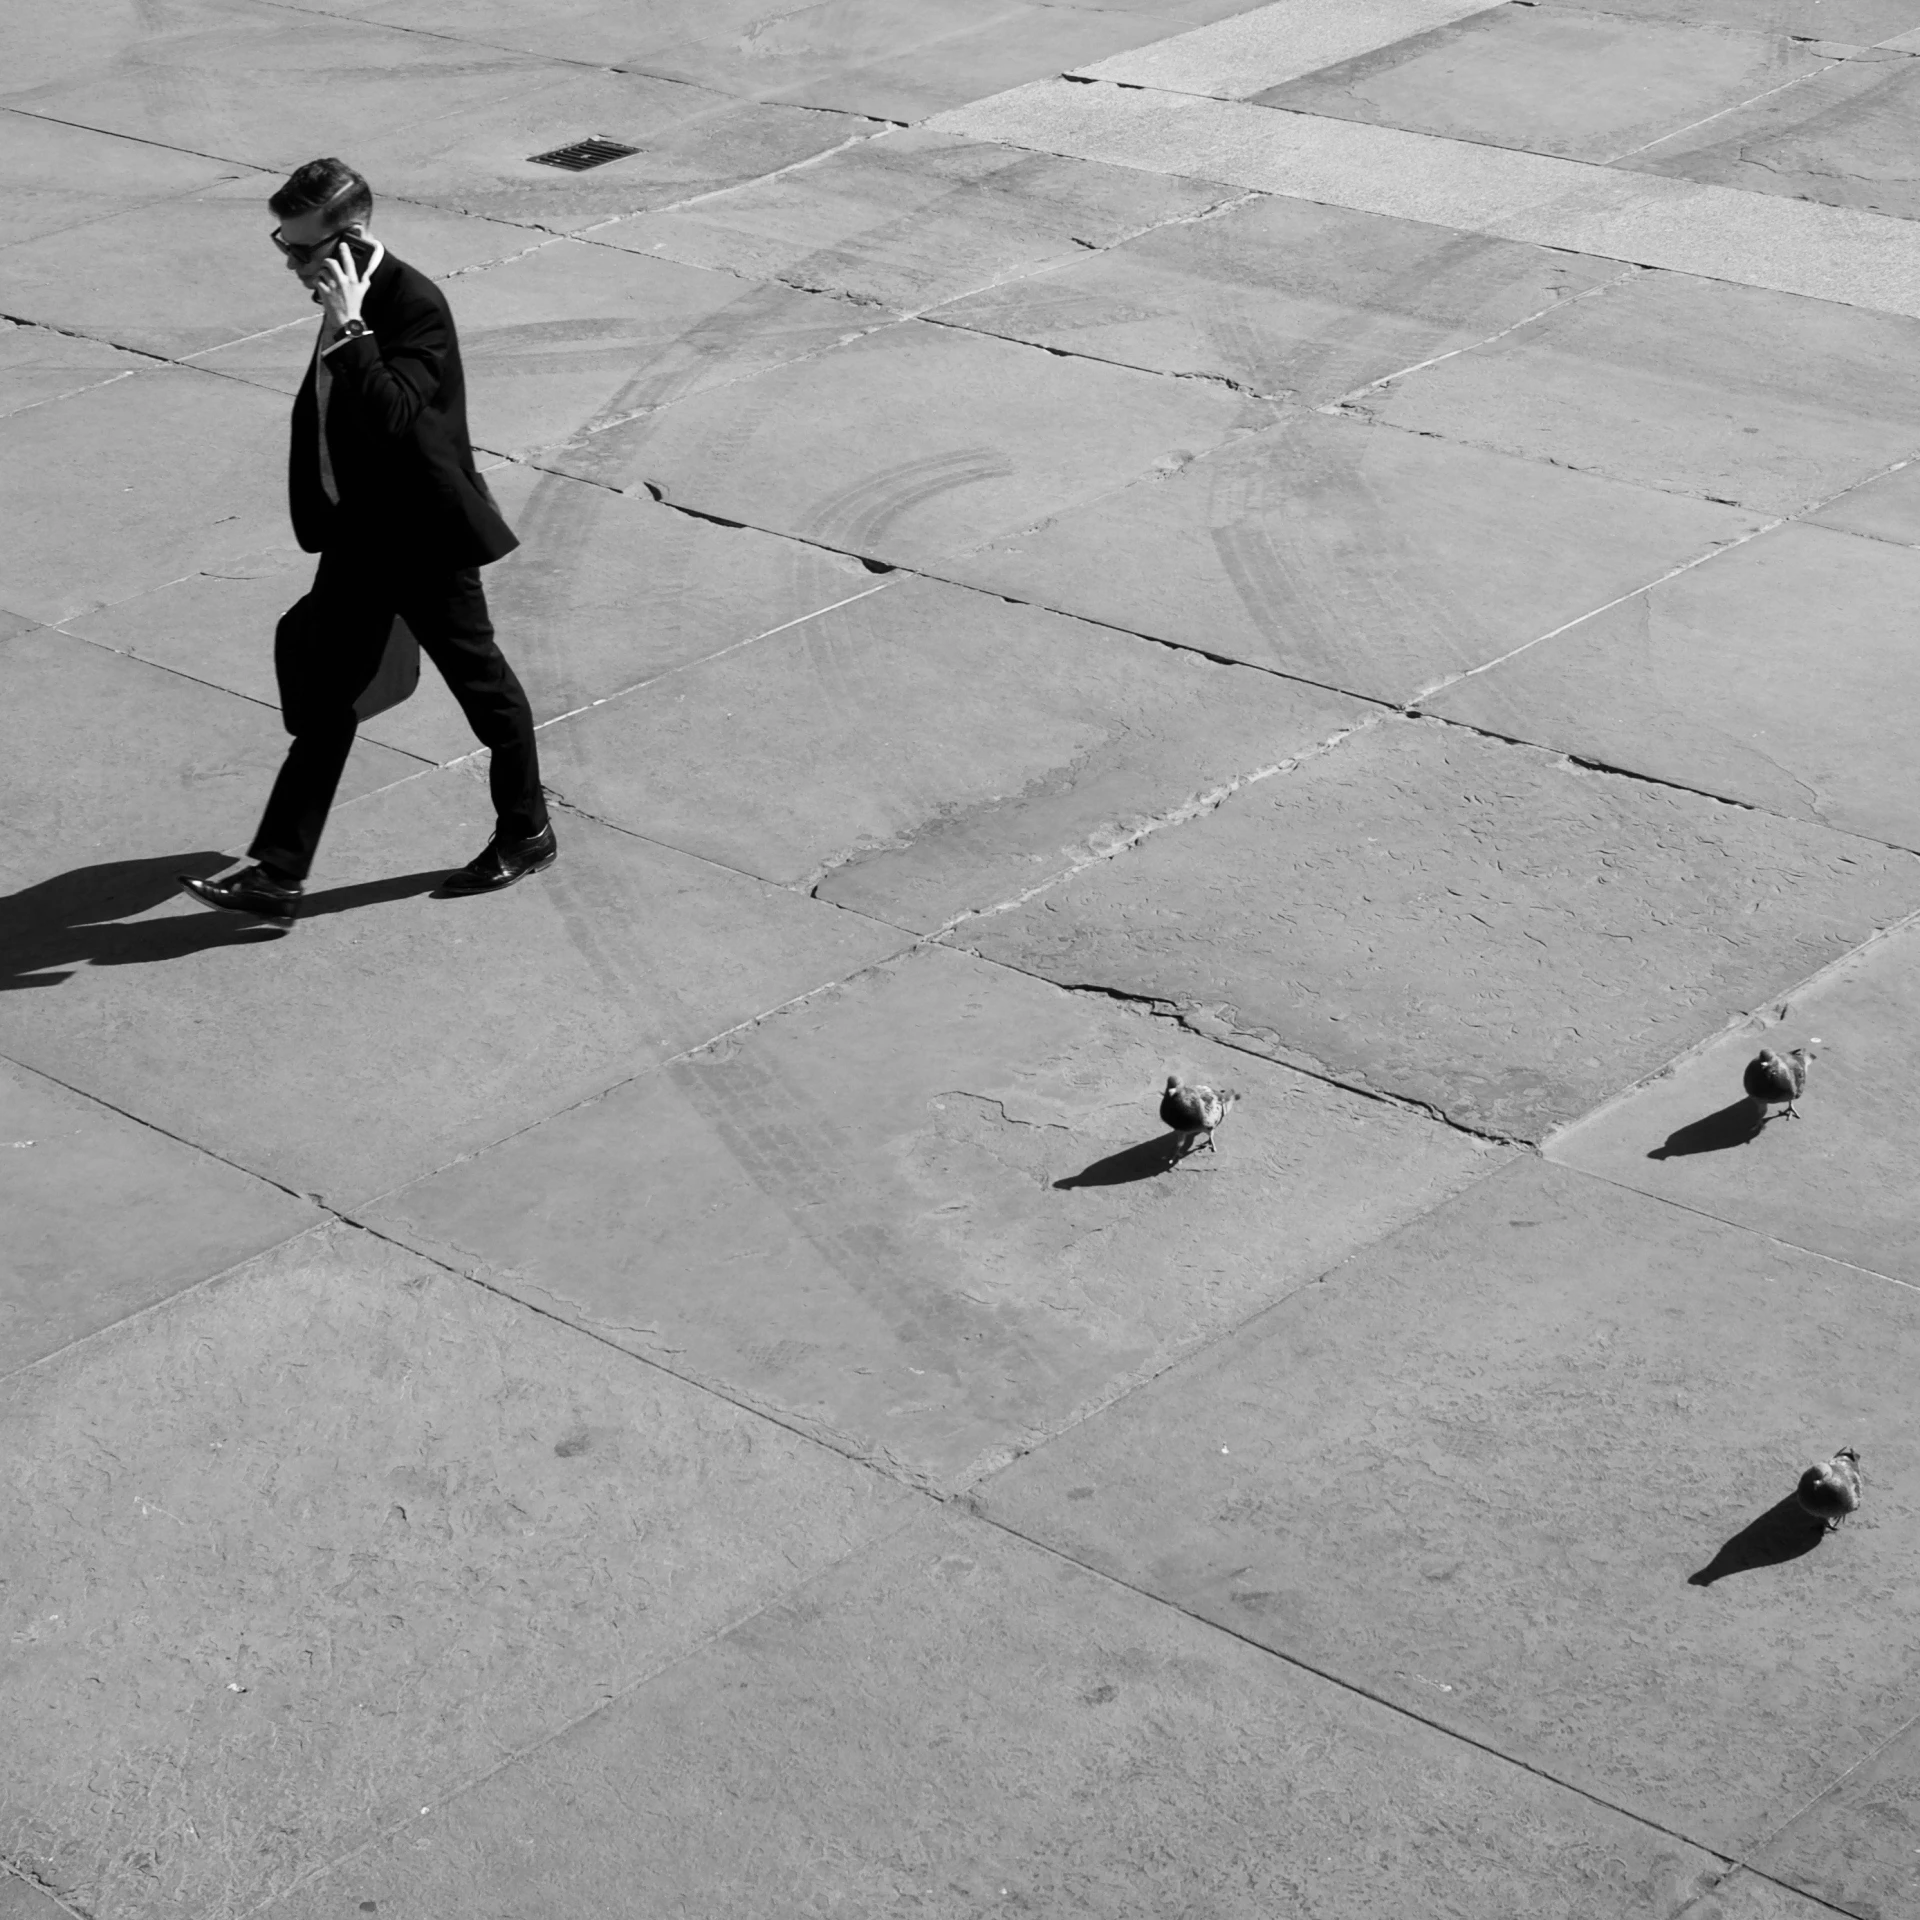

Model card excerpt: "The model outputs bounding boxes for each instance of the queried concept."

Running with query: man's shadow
[1,854,450,989]
[1689,1496,1827,1586]
[1649,1100,1763,1160]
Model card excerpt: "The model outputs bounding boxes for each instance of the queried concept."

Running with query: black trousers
[250,549,545,882]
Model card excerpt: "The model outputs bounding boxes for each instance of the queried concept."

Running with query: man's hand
[315,240,370,329]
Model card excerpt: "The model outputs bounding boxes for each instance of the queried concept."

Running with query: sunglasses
[269,227,363,267]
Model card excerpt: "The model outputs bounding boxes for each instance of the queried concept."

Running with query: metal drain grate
[528,136,640,172]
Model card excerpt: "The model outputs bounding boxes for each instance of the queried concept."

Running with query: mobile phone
[334,232,376,273]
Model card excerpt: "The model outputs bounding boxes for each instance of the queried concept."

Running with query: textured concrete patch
[1,176,537,363]
[1258,6,1833,164]
[1627,53,1920,223]
[598,128,1229,315]
[0,370,296,626]
[366,943,1504,1487]
[1529,0,1920,42]
[946,409,1763,704]
[1428,523,1920,850]
[1744,1716,1920,1915]
[926,80,1920,317]
[0,770,910,1205]
[0,1058,318,1376]
[975,1158,1920,1858]
[3,11,550,167]
[538,573,1371,925]
[756,3,1230,123]
[0,105,244,249]
[61,464,880,770]
[1808,458,1920,544]
[0,1225,907,1920]
[0,0,257,98]
[341,0,1029,77]
[930,192,1624,401]
[1549,915,1920,1284]
[1078,0,1505,97]
[255,1505,1728,1920]
[949,717,1920,1139]
[1345,266,1920,515]
[0,628,418,895]
[557,317,1279,564]
[450,241,872,460]
[0,323,148,420]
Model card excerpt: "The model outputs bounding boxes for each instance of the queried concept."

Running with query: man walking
[180,157,555,929]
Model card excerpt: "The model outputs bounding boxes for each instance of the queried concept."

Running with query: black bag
[274,593,421,728]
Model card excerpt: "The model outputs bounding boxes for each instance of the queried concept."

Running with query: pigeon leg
[1203,1130,1218,1153]
[1784,1103,1800,1119]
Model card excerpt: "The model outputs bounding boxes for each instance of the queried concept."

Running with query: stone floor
[4,2,1919,1915]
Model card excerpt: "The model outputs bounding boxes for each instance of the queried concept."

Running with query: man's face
[271,205,366,295]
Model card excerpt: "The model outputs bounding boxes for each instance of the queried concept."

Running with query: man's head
[268,159,373,293]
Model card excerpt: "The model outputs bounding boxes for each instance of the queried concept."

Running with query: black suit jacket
[289,252,518,570]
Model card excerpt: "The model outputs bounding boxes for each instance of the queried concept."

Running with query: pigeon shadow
[1688,1496,1827,1586]
[0,854,452,987]
[1649,1100,1763,1160]
[1054,1135,1186,1188]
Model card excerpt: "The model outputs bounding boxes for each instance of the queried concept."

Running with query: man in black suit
[180,157,555,929]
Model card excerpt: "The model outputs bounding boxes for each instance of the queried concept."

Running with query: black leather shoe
[441,822,558,895]
[177,864,303,928]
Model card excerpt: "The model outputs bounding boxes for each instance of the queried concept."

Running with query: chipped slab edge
[923,82,1920,320]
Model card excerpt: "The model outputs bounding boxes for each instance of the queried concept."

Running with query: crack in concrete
[1607,58,1848,165]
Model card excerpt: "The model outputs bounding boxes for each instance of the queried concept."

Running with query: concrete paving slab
[1531,0,1920,43]
[3,178,540,364]
[367,943,1504,1487]
[1627,52,1920,222]
[1674,1879,1848,1920]
[555,317,1280,564]
[539,572,1372,923]
[1744,1716,1920,1916]
[1549,920,1920,1284]
[1081,0,1506,97]
[0,768,909,1204]
[1807,457,1920,544]
[974,1157,1920,1857]
[0,1224,908,1920]
[0,1874,71,1920]
[1427,523,1920,851]
[950,716,1920,1139]
[928,80,1920,318]
[597,128,1231,315]
[371,72,885,234]
[258,1503,1736,1920]
[353,0,1028,87]
[0,109,247,249]
[0,323,147,420]
[1257,6,1833,165]
[759,3,1227,122]
[946,409,1764,704]
[1345,265,1920,515]
[435,239,874,460]
[4,13,549,171]
[0,367,297,626]
[62,463,883,769]
[0,0,258,98]
[930,193,1626,402]
[0,627,418,897]
[0,1058,319,1377]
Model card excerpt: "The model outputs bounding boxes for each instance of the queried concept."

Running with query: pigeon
[1743,1040,1819,1123]
[1160,1076,1238,1157]
[1796,1447,1862,1532]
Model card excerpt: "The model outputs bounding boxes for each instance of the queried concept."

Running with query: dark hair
[268,158,372,228]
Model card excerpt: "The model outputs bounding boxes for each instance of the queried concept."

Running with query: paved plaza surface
[7,0,1920,1913]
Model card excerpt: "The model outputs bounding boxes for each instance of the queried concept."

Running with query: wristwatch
[337,317,369,340]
